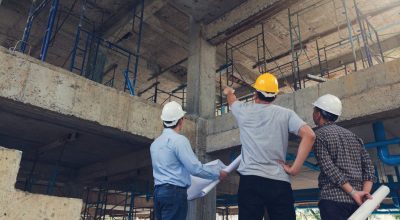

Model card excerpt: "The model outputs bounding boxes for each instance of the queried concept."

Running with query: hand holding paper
[348,185,390,220]
[187,155,241,200]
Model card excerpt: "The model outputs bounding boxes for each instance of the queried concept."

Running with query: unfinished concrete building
[0,0,400,219]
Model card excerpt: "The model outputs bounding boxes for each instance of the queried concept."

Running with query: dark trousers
[154,184,188,220]
[319,199,358,220]
[238,175,296,220]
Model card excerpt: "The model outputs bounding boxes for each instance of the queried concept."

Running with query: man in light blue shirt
[151,101,226,220]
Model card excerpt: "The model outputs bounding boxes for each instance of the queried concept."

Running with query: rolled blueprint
[201,156,241,196]
[187,155,241,200]
[348,185,390,220]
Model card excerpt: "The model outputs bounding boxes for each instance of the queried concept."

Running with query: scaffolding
[69,0,145,95]
[17,0,145,96]
[17,0,60,61]
[213,0,397,117]
[285,0,388,90]
[81,182,154,220]
[216,23,268,114]
[15,1,151,218]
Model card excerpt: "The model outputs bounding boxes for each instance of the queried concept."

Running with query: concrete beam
[0,147,82,220]
[145,14,189,50]
[102,0,167,42]
[204,0,297,45]
[0,46,196,143]
[207,58,400,152]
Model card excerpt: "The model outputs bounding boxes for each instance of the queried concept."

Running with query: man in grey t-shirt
[224,73,315,220]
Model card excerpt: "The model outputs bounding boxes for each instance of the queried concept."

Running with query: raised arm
[175,137,221,180]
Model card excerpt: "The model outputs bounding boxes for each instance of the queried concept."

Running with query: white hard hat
[161,101,186,126]
[312,94,342,116]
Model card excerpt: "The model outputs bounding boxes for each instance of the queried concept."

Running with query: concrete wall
[0,147,82,220]
[207,58,400,152]
[0,46,196,145]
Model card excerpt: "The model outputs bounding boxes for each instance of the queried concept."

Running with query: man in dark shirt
[312,94,376,220]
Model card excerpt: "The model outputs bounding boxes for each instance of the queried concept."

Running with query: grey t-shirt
[231,101,306,183]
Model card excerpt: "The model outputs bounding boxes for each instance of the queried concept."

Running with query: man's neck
[318,119,332,127]
[173,127,181,133]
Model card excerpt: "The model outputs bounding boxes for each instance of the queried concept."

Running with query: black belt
[155,183,188,189]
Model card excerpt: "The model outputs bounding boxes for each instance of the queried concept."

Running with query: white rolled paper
[200,156,241,196]
[348,185,390,220]
[187,155,241,200]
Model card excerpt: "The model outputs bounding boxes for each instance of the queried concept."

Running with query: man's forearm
[291,126,315,175]
[363,181,373,193]
[341,181,373,205]
[341,182,353,194]
[292,136,314,174]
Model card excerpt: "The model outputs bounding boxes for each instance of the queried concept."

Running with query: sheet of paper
[187,155,241,200]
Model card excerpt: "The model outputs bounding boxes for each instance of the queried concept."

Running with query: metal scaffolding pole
[131,0,145,96]
[354,0,373,67]
[288,8,302,90]
[342,0,358,71]
[20,0,50,53]
[39,0,60,61]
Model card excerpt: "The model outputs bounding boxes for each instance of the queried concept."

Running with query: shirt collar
[163,128,177,134]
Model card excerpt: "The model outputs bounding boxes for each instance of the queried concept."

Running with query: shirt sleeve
[231,101,244,124]
[174,136,220,180]
[288,110,306,135]
[358,138,377,182]
[314,136,348,186]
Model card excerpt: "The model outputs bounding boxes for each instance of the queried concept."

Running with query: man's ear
[315,111,322,121]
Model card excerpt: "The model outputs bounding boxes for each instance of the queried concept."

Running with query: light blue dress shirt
[150,128,219,187]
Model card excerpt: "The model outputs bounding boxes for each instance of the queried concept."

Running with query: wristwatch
[349,188,356,196]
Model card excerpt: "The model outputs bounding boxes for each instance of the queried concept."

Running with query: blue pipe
[40,0,59,61]
[373,122,400,166]
[364,138,400,149]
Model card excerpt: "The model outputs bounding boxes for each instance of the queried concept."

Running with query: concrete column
[186,17,216,118]
[186,17,217,220]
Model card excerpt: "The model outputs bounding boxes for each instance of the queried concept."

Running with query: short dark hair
[163,118,182,129]
[256,91,276,103]
[314,107,338,122]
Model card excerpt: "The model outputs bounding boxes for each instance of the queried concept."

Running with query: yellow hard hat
[252,73,279,94]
